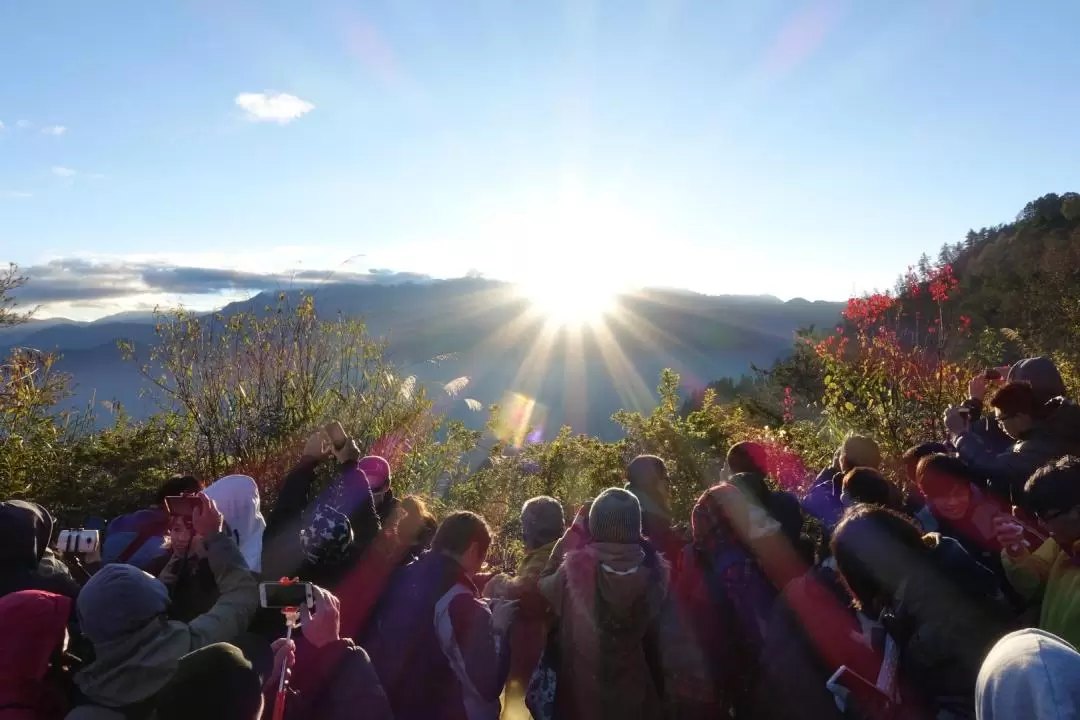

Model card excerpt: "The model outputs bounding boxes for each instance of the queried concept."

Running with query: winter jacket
[539,543,669,720]
[956,397,1080,509]
[802,467,845,531]
[0,501,81,602]
[100,509,170,572]
[279,635,393,720]
[367,551,511,720]
[976,629,1080,720]
[262,457,380,591]
[0,590,75,720]
[1003,537,1080,649]
[72,531,258,713]
[889,534,1012,718]
[156,550,219,624]
[756,561,880,720]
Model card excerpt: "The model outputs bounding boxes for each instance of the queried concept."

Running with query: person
[278,585,393,720]
[543,500,593,576]
[391,495,438,563]
[153,643,265,720]
[832,505,1011,718]
[367,511,516,720]
[840,467,900,511]
[976,628,1080,720]
[803,435,882,531]
[996,456,1080,648]
[674,483,782,717]
[262,426,377,591]
[156,512,219,623]
[914,454,1026,603]
[948,380,1080,510]
[625,455,687,570]
[71,493,258,717]
[0,500,81,602]
[483,496,565,713]
[202,474,266,573]
[359,455,399,527]
[0,590,77,720]
[901,442,952,532]
[539,487,670,720]
[102,475,202,571]
[725,441,806,549]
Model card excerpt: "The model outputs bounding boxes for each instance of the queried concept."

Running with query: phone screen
[164,495,199,517]
[261,582,311,608]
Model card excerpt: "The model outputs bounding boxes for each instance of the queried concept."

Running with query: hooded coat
[72,531,258,714]
[0,590,74,720]
[539,543,670,720]
[976,629,1080,720]
[0,501,81,602]
[202,474,266,573]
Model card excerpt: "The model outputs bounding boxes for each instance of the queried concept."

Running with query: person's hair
[726,441,768,475]
[432,511,492,558]
[831,504,930,611]
[626,455,667,489]
[841,467,895,508]
[396,495,436,544]
[156,475,203,505]
[1025,456,1080,518]
[902,442,951,483]
[840,435,881,473]
[990,381,1038,419]
[915,453,980,499]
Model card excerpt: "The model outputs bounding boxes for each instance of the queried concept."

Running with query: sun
[518,278,621,327]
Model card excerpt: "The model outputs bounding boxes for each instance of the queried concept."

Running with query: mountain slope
[4,280,843,439]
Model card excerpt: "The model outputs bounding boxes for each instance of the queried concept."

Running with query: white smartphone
[259,581,314,610]
[57,529,100,554]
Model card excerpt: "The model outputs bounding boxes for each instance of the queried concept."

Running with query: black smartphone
[259,581,314,609]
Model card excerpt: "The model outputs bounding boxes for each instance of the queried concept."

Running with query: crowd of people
[3,356,1080,719]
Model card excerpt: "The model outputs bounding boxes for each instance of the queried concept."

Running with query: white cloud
[52,166,76,177]
[0,121,5,131]
[235,92,314,124]
[41,125,66,136]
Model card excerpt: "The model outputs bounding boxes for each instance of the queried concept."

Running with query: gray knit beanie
[520,496,566,551]
[588,488,642,544]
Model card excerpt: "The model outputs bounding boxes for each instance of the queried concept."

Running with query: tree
[0,263,31,328]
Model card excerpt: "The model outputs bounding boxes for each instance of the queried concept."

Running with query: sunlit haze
[3,1,1080,321]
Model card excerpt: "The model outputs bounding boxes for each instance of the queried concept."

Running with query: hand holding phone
[164,494,199,518]
[260,580,315,610]
[56,529,100,555]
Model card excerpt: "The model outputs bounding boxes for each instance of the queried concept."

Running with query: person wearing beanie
[154,643,264,720]
[72,493,258,715]
[482,496,567,718]
[539,487,670,720]
[359,455,400,525]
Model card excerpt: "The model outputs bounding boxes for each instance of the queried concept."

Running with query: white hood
[977,629,1080,720]
[203,474,266,573]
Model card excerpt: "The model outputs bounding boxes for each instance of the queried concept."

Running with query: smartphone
[324,421,347,450]
[164,495,200,517]
[826,665,893,713]
[957,407,971,420]
[57,529,100,554]
[259,581,314,610]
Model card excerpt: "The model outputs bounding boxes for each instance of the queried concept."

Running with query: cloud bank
[11,258,434,305]
[235,92,315,124]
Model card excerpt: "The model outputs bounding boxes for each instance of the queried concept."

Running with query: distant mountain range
[1,279,843,440]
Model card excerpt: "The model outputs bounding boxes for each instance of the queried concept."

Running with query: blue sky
[2,0,1078,319]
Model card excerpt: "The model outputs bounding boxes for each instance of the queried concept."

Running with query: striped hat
[588,488,642,544]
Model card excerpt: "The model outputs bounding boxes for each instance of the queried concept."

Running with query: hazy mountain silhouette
[3,279,843,439]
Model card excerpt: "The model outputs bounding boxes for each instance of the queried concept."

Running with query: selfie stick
[273,578,301,720]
